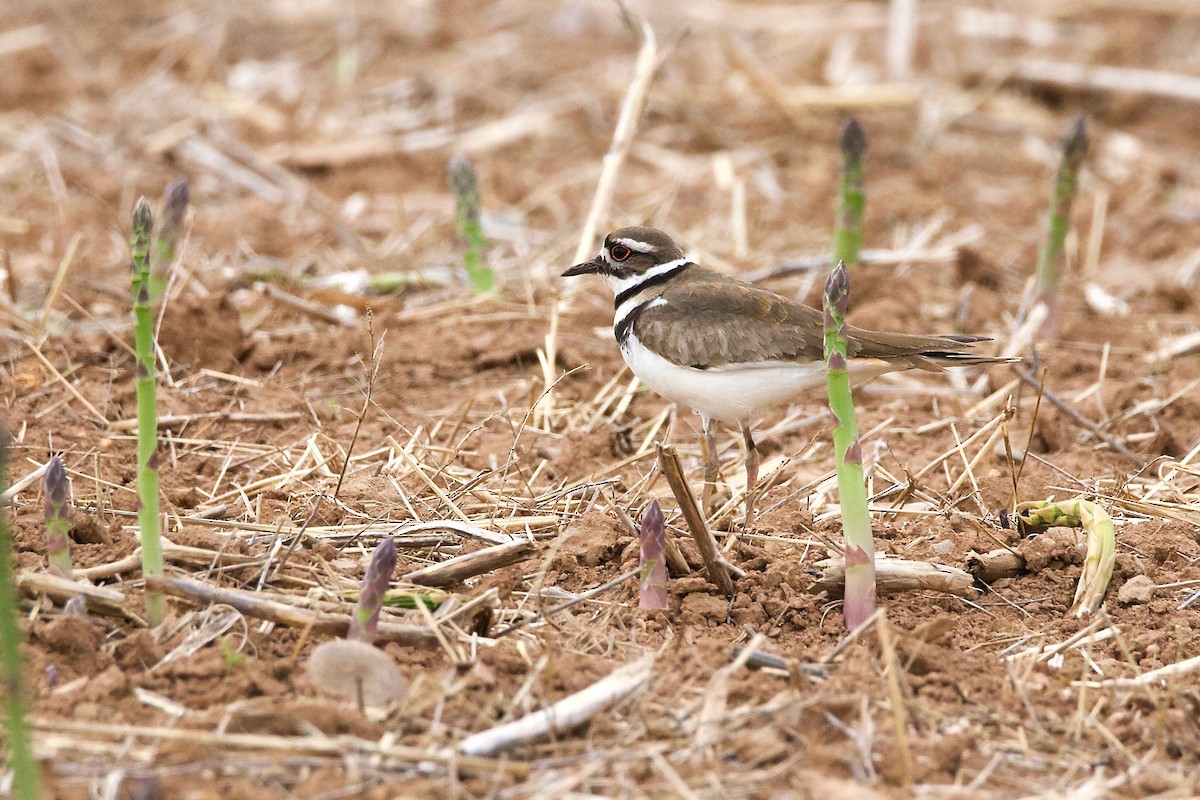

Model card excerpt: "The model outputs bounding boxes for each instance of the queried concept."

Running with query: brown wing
[633,268,1009,370]
[632,270,826,368]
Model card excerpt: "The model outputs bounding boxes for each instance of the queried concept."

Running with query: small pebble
[1117,575,1155,605]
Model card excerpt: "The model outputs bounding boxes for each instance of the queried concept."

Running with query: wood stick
[886,0,917,81]
[458,653,654,756]
[146,575,436,646]
[813,555,978,598]
[570,14,657,268]
[402,540,539,587]
[1074,654,1200,689]
[31,717,528,777]
[1016,58,1200,104]
[108,411,302,431]
[76,554,142,581]
[965,548,1027,583]
[17,571,132,619]
[543,11,659,430]
[656,445,737,596]
[0,460,49,504]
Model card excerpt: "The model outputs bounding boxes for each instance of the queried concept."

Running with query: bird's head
[562,227,686,292]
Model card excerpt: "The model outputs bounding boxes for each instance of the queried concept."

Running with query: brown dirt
[3,1,1200,797]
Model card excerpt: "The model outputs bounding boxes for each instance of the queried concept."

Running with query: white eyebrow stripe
[613,237,659,253]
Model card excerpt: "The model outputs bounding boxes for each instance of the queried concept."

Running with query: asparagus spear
[349,537,398,642]
[448,154,494,295]
[0,432,43,800]
[824,261,876,630]
[43,455,72,578]
[638,500,668,610]
[834,118,868,269]
[131,197,165,626]
[149,177,190,302]
[1033,116,1088,337]
[1015,498,1114,616]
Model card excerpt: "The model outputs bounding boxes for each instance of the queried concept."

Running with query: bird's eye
[610,244,632,262]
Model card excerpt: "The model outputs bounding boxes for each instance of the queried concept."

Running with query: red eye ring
[610,244,632,262]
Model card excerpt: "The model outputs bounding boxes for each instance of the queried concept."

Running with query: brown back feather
[633,268,1008,370]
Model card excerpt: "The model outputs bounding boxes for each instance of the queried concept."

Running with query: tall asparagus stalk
[43,455,72,578]
[824,262,875,630]
[448,154,494,295]
[130,198,165,626]
[833,118,867,268]
[0,433,43,800]
[1033,116,1087,337]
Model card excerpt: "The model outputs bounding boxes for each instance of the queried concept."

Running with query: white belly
[621,333,839,422]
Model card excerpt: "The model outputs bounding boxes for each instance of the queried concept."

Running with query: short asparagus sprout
[834,117,867,268]
[43,454,73,578]
[1015,498,1114,616]
[348,537,397,642]
[0,433,43,800]
[149,177,190,301]
[1033,116,1088,337]
[130,197,165,626]
[638,500,668,610]
[824,261,876,630]
[448,153,494,295]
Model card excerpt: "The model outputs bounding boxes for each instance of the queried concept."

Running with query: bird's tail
[910,335,1019,370]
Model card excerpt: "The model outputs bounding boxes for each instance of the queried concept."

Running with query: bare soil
[3,1,1200,797]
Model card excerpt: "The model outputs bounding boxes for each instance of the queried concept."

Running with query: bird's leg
[740,422,759,529]
[700,414,719,514]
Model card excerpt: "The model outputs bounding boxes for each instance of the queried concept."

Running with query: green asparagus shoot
[1,433,43,800]
[638,499,668,610]
[1033,116,1087,337]
[824,261,875,630]
[349,537,397,642]
[42,455,72,578]
[149,177,190,302]
[448,154,494,295]
[131,197,165,626]
[1015,497,1114,616]
[834,118,868,268]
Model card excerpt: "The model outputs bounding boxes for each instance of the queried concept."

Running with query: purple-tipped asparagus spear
[638,500,668,610]
[350,537,397,642]
[43,456,73,578]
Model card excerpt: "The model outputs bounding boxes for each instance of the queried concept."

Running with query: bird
[563,225,1012,527]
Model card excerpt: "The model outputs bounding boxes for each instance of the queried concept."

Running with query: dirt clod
[1117,575,1156,605]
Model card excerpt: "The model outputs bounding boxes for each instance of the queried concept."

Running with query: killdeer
[563,226,1011,526]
